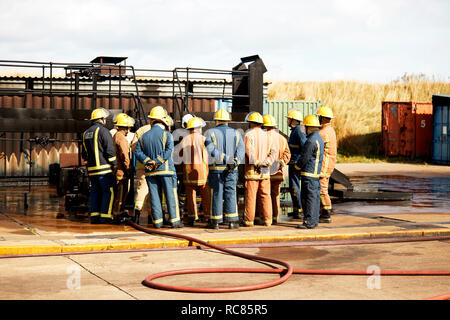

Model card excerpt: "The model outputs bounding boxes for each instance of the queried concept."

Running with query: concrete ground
[1,240,449,300]
[0,162,449,300]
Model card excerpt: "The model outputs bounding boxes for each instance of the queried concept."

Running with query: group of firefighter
[81,104,336,230]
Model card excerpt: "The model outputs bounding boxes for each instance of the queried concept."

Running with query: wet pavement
[337,175,450,215]
[1,166,450,256]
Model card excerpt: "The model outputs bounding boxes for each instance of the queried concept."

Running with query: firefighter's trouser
[270,177,283,222]
[146,175,181,228]
[113,177,130,215]
[301,176,321,228]
[244,178,272,226]
[89,173,115,221]
[288,164,302,215]
[209,170,239,223]
[319,175,332,211]
[185,183,210,221]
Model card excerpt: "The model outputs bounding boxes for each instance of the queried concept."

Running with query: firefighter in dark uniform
[82,108,117,224]
[287,109,307,219]
[295,115,324,229]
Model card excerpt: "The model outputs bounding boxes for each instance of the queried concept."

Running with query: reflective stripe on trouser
[146,175,180,227]
[244,178,272,226]
[209,171,239,223]
[89,173,115,220]
[319,175,332,210]
[301,176,321,228]
[134,170,149,211]
[113,177,130,215]
[288,164,302,213]
[185,183,210,221]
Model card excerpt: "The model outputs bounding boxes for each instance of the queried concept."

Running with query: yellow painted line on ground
[0,245,61,256]
[1,228,449,256]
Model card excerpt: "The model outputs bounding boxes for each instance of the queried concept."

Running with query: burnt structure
[0,55,268,176]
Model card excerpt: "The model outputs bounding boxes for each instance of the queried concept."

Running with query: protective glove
[145,160,157,172]
[260,159,271,168]
[226,157,239,172]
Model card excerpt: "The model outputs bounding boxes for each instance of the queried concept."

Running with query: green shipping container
[264,100,322,136]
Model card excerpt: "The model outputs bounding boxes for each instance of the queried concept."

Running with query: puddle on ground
[334,175,450,216]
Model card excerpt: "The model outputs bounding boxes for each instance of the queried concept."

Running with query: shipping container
[264,100,322,136]
[432,95,450,165]
[381,101,433,159]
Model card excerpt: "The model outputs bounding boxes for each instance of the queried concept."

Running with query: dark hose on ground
[127,221,450,298]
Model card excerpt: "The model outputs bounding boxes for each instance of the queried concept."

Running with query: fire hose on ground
[126,221,450,299]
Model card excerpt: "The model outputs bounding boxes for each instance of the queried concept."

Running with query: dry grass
[267,78,450,156]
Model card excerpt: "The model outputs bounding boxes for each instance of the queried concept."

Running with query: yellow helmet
[286,109,303,121]
[148,106,167,121]
[186,117,206,130]
[113,113,128,124]
[90,108,109,120]
[303,115,321,127]
[316,106,334,119]
[245,111,263,124]
[262,114,277,127]
[115,114,135,127]
[214,109,231,121]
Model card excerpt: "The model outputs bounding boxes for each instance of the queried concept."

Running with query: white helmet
[182,114,195,129]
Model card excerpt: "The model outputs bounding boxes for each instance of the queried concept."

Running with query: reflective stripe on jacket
[82,122,117,176]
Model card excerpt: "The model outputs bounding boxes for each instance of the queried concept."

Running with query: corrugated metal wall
[0,93,216,177]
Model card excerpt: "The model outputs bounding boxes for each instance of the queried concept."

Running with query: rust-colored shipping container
[382,101,433,158]
[414,102,434,157]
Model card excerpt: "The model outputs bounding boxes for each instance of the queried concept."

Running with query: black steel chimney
[232,55,267,114]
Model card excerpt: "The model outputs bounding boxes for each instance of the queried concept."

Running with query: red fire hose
[130,221,293,293]
[128,221,450,298]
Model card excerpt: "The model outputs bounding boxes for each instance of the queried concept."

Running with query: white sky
[0,0,449,82]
